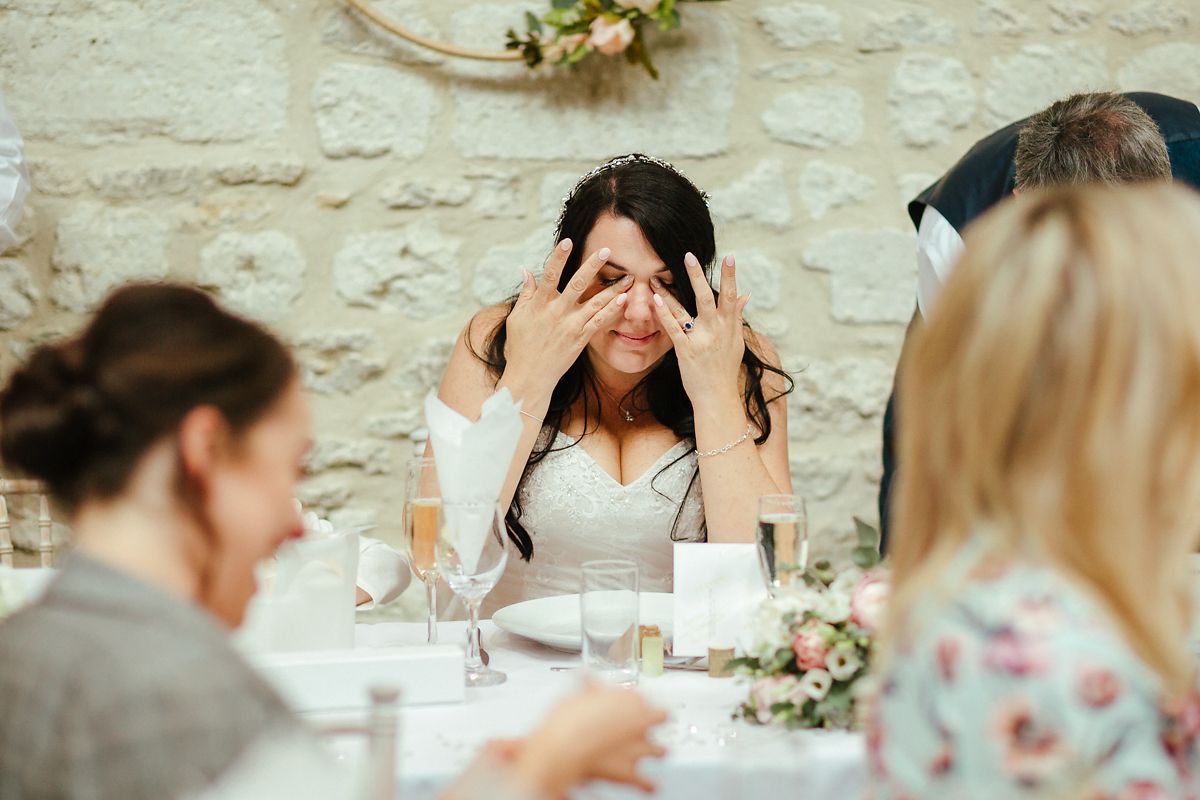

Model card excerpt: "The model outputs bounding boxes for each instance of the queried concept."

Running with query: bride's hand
[503,239,633,391]
[651,252,750,404]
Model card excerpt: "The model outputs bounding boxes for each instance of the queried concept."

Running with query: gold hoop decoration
[343,0,523,62]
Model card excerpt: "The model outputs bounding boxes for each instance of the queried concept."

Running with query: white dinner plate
[491,592,674,652]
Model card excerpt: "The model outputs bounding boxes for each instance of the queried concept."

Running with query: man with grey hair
[878,91,1200,551]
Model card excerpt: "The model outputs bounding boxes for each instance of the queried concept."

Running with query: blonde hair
[886,183,1200,694]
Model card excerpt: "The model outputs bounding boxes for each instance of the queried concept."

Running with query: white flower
[798,668,833,701]
[830,568,863,595]
[814,589,852,624]
[588,15,635,55]
[825,647,862,681]
[623,0,660,13]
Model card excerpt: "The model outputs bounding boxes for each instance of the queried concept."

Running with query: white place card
[672,543,768,658]
[251,644,465,712]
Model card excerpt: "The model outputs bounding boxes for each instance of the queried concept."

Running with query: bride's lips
[613,331,659,347]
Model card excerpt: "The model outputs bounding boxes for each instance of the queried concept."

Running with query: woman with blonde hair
[869,183,1200,798]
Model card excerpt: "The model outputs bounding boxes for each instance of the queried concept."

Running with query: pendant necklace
[595,380,638,423]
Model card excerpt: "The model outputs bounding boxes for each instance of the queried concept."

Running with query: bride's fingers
[580,285,631,339]
[650,280,695,329]
[514,269,537,306]
[537,238,574,298]
[718,255,738,315]
[684,252,717,316]
[562,246,612,304]
[651,293,687,345]
[577,274,632,323]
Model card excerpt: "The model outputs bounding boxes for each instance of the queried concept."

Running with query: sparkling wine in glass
[757,494,808,595]
[435,501,508,688]
[403,457,441,644]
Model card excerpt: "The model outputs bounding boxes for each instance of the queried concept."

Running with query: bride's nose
[622,281,657,324]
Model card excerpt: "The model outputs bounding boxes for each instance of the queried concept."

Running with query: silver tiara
[554,153,711,235]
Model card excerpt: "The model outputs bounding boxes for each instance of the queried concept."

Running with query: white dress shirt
[0,92,30,253]
[915,205,966,319]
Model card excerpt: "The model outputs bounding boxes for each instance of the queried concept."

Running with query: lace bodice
[484,431,705,616]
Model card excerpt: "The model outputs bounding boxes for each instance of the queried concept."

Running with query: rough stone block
[787,357,895,440]
[984,44,1109,127]
[380,177,474,210]
[1109,2,1190,35]
[50,204,170,312]
[858,9,958,53]
[540,172,583,223]
[973,0,1034,36]
[753,59,836,81]
[754,3,842,49]
[321,0,444,64]
[710,160,793,229]
[1049,0,1100,33]
[762,88,864,149]
[306,438,391,476]
[449,5,736,159]
[0,259,37,330]
[729,251,782,311]
[197,231,306,322]
[333,226,463,317]
[798,161,876,220]
[888,55,975,148]
[0,2,288,145]
[313,63,439,159]
[1118,44,1200,103]
[474,229,552,306]
[803,229,917,324]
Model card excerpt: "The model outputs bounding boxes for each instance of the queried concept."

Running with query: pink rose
[850,570,889,631]
[992,696,1068,785]
[543,32,590,62]
[624,0,660,13]
[1076,665,1121,708]
[588,16,635,56]
[792,622,829,671]
[983,630,1048,677]
[750,675,799,723]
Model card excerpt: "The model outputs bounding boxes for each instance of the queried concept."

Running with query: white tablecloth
[354,621,866,800]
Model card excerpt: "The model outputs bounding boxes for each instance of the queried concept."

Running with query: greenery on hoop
[505,0,724,79]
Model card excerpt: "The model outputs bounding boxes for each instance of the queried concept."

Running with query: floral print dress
[868,538,1200,799]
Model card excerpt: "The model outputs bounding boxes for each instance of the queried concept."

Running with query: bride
[436,154,794,613]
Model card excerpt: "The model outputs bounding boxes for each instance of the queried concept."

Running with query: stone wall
[1,0,1197,600]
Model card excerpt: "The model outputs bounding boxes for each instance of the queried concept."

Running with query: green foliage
[506,0,725,78]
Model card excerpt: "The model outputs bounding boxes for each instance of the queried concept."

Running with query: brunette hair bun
[0,283,296,511]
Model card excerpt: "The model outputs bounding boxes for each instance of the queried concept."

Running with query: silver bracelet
[696,424,754,458]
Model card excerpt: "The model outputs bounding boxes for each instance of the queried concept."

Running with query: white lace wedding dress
[483,431,705,616]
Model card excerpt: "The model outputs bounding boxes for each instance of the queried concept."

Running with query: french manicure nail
[622,275,634,284]
[685,252,699,268]
[616,294,628,306]
[559,239,572,251]
[598,247,611,262]
[653,294,664,307]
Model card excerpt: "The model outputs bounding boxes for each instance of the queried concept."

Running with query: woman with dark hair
[0,283,665,799]
[437,154,794,612]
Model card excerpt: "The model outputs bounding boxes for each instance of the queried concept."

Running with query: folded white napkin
[423,388,524,572]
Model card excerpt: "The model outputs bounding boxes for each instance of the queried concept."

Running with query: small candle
[639,624,663,677]
[708,646,735,678]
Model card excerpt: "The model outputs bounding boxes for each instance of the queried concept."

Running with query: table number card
[672,543,768,657]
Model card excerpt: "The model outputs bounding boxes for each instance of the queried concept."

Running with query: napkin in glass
[423,388,523,572]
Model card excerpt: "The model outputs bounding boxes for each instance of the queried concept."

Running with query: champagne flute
[403,456,441,644]
[435,501,508,688]
[756,494,808,595]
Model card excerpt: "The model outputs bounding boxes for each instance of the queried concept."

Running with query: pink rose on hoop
[850,569,889,631]
[792,622,829,670]
[588,16,636,55]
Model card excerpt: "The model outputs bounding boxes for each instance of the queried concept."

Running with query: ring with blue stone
[682,319,696,332]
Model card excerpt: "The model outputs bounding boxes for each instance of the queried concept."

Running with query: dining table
[352,619,868,799]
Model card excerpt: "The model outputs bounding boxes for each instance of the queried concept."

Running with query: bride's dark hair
[472,154,793,560]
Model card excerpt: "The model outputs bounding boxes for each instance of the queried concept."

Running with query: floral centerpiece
[506,0,724,79]
[732,519,889,730]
